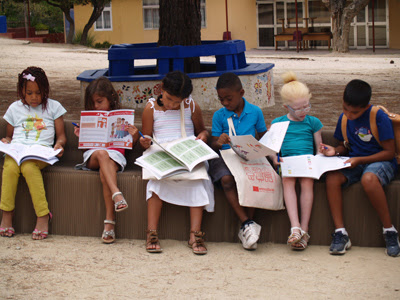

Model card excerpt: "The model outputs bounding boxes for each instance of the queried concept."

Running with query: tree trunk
[80,1,105,46]
[158,0,201,73]
[63,8,75,44]
[323,0,369,53]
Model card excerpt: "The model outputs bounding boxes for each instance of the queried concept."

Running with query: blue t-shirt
[272,115,323,157]
[212,97,267,150]
[334,105,397,170]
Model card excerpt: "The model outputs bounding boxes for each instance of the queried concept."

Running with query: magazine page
[280,154,351,179]
[164,136,219,171]
[78,109,135,149]
[259,121,290,153]
[135,144,188,179]
[229,121,289,161]
[229,135,276,161]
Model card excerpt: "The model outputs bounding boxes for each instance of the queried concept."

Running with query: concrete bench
[1,118,399,247]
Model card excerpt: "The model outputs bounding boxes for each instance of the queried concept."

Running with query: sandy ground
[1,38,400,299]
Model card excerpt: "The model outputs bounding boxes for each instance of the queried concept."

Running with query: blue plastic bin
[0,16,7,33]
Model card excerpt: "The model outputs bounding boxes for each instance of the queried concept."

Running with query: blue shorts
[340,161,396,188]
[208,155,232,183]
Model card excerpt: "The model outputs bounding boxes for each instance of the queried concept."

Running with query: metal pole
[295,0,299,52]
[372,0,375,53]
[225,0,229,33]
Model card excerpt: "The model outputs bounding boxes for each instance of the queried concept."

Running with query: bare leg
[220,175,248,223]
[189,206,207,253]
[0,210,14,237]
[146,193,163,251]
[299,177,314,233]
[361,172,392,228]
[326,171,347,229]
[282,177,300,228]
[86,150,126,210]
[99,168,117,241]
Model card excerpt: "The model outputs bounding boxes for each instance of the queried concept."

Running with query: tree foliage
[322,0,369,52]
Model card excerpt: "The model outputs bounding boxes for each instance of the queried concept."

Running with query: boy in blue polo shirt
[321,79,399,257]
[209,72,267,250]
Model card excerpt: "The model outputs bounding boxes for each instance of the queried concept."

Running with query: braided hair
[157,71,193,106]
[84,76,120,110]
[18,66,50,110]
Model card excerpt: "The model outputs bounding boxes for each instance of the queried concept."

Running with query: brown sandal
[188,231,207,255]
[146,229,162,253]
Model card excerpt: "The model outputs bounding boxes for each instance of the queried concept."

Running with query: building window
[95,2,112,31]
[143,0,206,29]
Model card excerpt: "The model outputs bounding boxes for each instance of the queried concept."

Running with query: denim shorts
[208,155,232,183]
[340,161,396,188]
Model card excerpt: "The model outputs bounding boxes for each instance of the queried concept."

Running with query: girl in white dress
[140,71,214,255]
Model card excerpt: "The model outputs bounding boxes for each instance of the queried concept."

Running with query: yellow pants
[0,155,49,217]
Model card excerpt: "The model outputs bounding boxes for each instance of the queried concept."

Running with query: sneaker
[383,231,400,257]
[238,221,261,250]
[329,231,351,255]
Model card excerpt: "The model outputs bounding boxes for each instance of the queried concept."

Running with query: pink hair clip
[23,73,36,81]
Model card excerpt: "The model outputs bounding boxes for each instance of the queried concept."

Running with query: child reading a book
[0,66,67,240]
[209,72,267,250]
[271,71,323,250]
[140,70,214,255]
[321,79,399,257]
[74,76,139,244]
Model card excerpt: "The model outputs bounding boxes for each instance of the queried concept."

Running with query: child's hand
[54,144,64,157]
[195,130,208,143]
[1,138,11,144]
[127,125,139,140]
[140,136,152,149]
[271,154,282,168]
[217,133,230,148]
[320,143,335,156]
[73,125,80,137]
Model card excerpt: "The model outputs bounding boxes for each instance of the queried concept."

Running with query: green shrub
[73,30,96,47]
[35,23,49,31]
[94,41,113,49]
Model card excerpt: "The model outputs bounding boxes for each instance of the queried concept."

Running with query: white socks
[383,225,397,234]
[335,228,348,236]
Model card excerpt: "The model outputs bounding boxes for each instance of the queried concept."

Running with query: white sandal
[287,227,304,245]
[291,231,310,251]
[102,220,116,244]
[112,192,128,212]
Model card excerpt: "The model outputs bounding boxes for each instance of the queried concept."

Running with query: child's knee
[220,175,236,191]
[361,172,381,188]
[326,171,345,186]
[20,161,41,177]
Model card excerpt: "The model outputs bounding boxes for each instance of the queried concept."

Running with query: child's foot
[329,231,351,255]
[102,220,116,244]
[287,227,303,245]
[188,231,207,255]
[0,210,15,237]
[291,232,310,251]
[383,231,400,257]
[32,213,51,240]
[112,192,128,212]
[146,229,162,253]
[238,221,261,250]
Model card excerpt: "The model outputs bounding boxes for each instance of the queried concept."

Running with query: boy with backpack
[321,79,400,257]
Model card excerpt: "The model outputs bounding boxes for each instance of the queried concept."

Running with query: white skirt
[75,149,127,172]
[146,178,215,212]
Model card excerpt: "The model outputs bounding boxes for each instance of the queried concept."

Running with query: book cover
[78,109,135,149]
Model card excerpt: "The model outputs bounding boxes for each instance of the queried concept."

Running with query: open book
[0,142,61,166]
[135,136,219,179]
[229,121,290,161]
[280,154,351,179]
[78,109,135,149]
